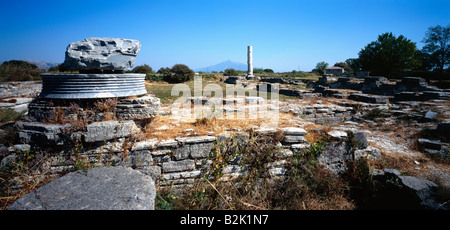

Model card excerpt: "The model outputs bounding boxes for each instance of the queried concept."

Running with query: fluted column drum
[39,73,147,99]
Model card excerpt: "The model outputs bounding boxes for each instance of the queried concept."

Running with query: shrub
[132,64,154,74]
[0,108,25,123]
[253,68,264,74]
[285,70,307,78]
[366,108,389,120]
[334,62,353,72]
[47,63,72,73]
[145,74,165,82]
[157,67,171,75]
[344,158,379,209]
[165,64,194,83]
[0,108,24,146]
[0,126,19,146]
[155,132,354,210]
[0,60,43,82]
[312,61,329,75]
[224,68,238,76]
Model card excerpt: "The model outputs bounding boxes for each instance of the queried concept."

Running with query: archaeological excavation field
[0,39,449,211]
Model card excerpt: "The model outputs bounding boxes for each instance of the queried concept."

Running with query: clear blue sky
[1,0,449,72]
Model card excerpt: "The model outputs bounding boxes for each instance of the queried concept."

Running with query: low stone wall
[280,102,356,124]
[6,116,387,194]
[9,123,313,189]
[0,81,42,99]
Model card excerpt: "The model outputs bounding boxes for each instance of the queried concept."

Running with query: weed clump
[0,108,26,124]
[155,133,355,210]
[164,64,195,83]
[366,108,389,120]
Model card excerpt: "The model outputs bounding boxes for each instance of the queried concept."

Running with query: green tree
[132,64,154,74]
[48,63,71,72]
[165,64,194,83]
[263,68,274,73]
[345,58,361,72]
[157,67,171,75]
[421,24,450,72]
[312,61,329,75]
[358,32,419,77]
[253,68,264,74]
[333,62,353,72]
[414,50,435,71]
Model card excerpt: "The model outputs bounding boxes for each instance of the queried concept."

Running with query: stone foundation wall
[7,119,383,193]
[27,93,160,123]
[10,123,313,189]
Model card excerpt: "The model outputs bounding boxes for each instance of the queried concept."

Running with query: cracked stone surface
[8,166,156,210]
[64,37,141,71]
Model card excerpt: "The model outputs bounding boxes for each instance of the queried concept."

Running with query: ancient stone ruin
[20,37,160,146]
[64,37,141,72]
[2,42,449,210]
[246,46,254,79]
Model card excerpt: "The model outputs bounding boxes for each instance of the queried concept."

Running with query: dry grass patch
[143,111,297,141]
[0,148,55,210]
[302,123,333,143]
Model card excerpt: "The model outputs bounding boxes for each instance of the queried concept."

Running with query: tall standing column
[247,46,254,78]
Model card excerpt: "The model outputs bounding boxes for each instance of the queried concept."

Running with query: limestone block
[354,146,381,160]
[17,121,72,146]
[137,166,161,183]
[283,135,306,143]
[156,139,178,148]
[162,170,202,180]
[281,127,307,136]
[348,93,389,104]
[84,120,140,143]
[131,139,158,151]
[8,166,156,210]
[150,149,173,156]
[418,138,441,150]
[64,37,141,71]
[189,142,215,158]
[174,144,190,160]
[291,143,310,152]
[130,150,154,167]
[327,130,348,140]
[221,164,249,180]
[116,95,160,120]
[398,175,439,208]
[353,131,369,149]
[318,141,353,175]
[176,136,216,144]
[162,159,195,173]
[245,97,266,104]
[174,142,215,160]
[424,111,438,121]
[254,128,277,135]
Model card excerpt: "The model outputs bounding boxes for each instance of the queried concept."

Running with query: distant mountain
[195,60,261,73]
[22,59,59,70]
